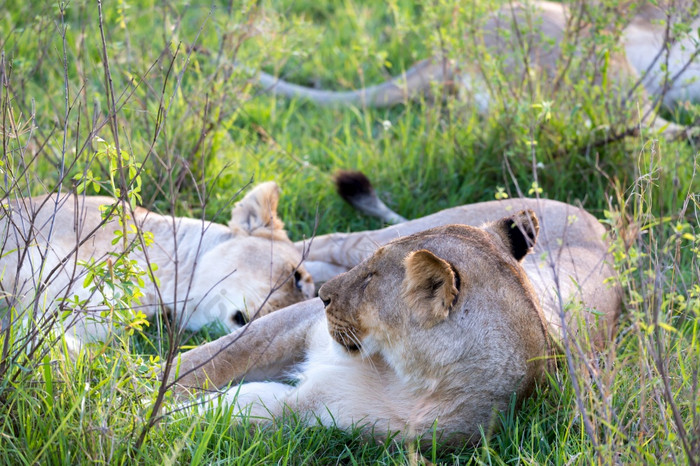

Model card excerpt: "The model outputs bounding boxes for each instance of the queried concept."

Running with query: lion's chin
[342,341,361,353]
[330,331,362,353]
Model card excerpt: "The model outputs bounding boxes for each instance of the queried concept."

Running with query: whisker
[347,327,379,375]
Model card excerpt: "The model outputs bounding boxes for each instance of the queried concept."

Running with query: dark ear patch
[487,210,539,261]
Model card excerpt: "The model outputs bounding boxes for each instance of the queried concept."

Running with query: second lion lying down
[171,198,620,445]
[0,182,314,342]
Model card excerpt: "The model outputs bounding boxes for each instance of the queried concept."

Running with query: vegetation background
[0,0,698,463]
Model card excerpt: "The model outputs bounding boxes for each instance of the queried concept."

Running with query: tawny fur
[255,1,698,134]
[401,250,459,328]
[0,182,314,342]
[172,202,619,445]
[299,197,619,346]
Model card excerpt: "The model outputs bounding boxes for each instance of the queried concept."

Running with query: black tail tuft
[333,170,375,204]
[332,170,407,224]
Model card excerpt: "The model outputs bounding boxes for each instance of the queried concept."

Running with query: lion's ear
[229,182,288,241]
[486,209,539,261]
[402,249,459,328]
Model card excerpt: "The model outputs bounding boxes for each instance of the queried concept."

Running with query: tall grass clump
[0,0,698,463]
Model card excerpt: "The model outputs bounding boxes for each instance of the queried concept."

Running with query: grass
[0,0,699,463]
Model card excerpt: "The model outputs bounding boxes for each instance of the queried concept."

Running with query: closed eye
[360,273,373,291]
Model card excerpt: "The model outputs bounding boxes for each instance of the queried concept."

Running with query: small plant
[0,0,698,463]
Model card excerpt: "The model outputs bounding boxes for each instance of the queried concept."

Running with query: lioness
[256,1,698,126]
[172,198,619,445]
[0,182,314,342]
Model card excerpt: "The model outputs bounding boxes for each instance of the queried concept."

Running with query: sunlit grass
[0,0,698,463]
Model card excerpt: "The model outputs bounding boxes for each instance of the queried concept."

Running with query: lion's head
[318,210,549,439]
[182,182,314,332]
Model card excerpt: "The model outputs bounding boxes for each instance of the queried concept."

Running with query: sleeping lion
[255,1,698,134]
[171,192,620,445]
[0,182,314,343]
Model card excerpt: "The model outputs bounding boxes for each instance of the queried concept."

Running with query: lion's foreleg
[222,381,296,421]
[168,298,325,395]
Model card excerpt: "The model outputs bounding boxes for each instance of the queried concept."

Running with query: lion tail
[333,171,407,224]
[255,58,454,108]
